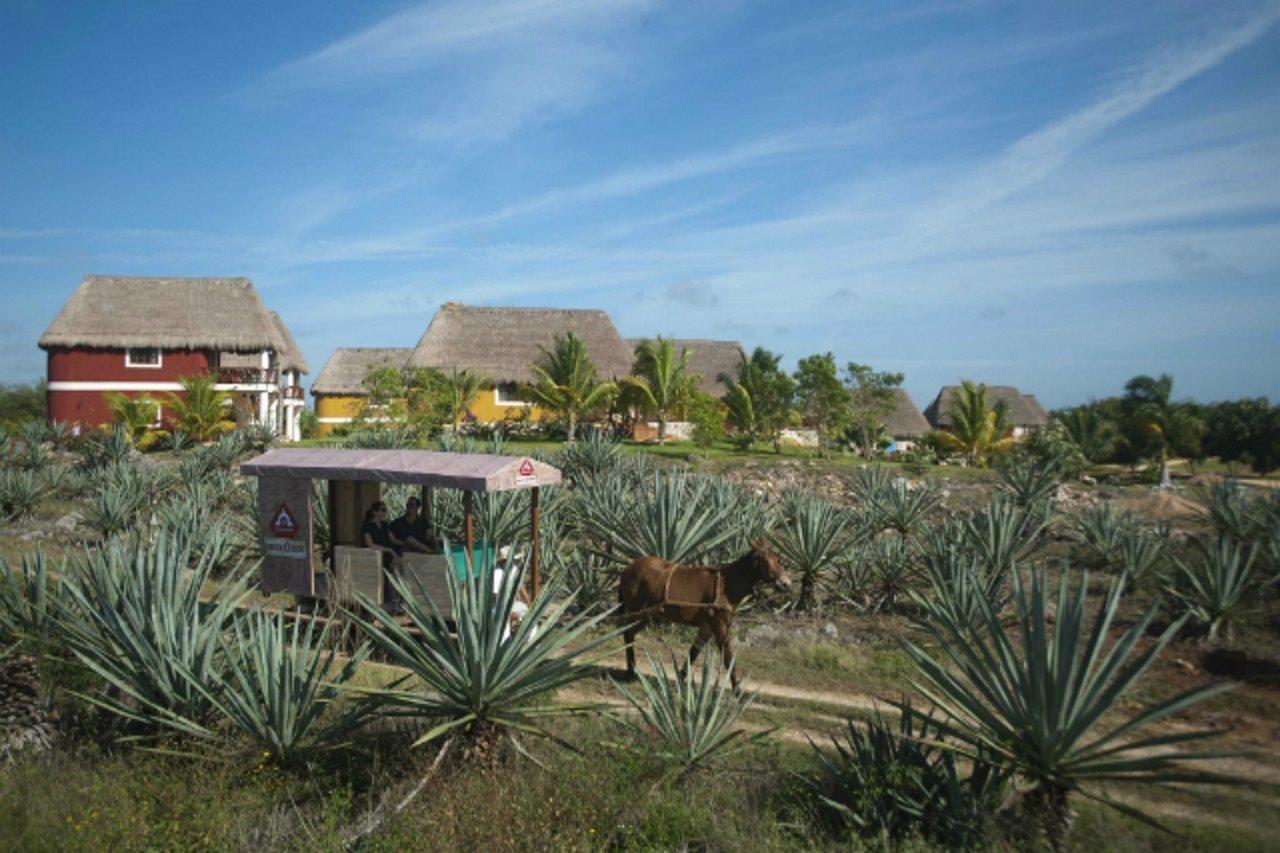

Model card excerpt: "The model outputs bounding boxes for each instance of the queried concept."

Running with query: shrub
[962,495,1043,576]
[1197,479,1267,543]
[995,453,1060,511]
[911,549,1008,636]
[611,651,769,780]
[1070,502,1137,566]
[0,469,48,520]
[347,552,619,758]
[772,496,854,609]
[873,479,942,537]
[1169,536,1261,644]
[802,704,1006,848]
[0,551,60,646]
[904,565,1235,847]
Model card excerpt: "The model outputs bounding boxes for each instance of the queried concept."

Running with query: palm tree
[1057,403,1117,463]
[523,332,616,441]
[1122,374,1203,489]
[623,337,698,444]
[934,381,1015,466]
[442,367,490,432]
[105,393,159,447]
[164,374,235,442]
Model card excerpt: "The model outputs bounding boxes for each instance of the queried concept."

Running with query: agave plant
[911,549,1009,636]
[802,704,1007,847]
[0,552,61,646]
[76,424,133,470]
[611,651,770,780]
[56,534,250,737]
[1169,537,1261,644]
[852,464,894,508]
[962,495,1043,576]
[166,429,191,452]
[996,454,1060,512]
[84,479,149,539]
[556,429,623,484]
[904,566,1236,847]
[0,469,48,521]
[205,609,376,762]
[773,496,854,609]
[347,552,620,756]
[579,470,746,566]
[1111,529,1164,581]
[864,532,917,613]
[874,479,942,537]
[1196,479,1265,543]
[1070,503,1137,566]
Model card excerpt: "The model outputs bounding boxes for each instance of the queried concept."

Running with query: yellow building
[310,303,635,435]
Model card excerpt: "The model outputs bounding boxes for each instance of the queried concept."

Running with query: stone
[820,622,839,639]
[53,512,80,533]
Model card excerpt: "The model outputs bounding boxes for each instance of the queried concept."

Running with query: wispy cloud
[245,0,662,142]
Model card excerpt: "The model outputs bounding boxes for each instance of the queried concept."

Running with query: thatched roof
[39,275,279,351]
[409,303,633,383]
[626,338,745,396]
[311,347,413,396]
[923,385,1050,429]
[269,311,309,375]
[880,388,930,438]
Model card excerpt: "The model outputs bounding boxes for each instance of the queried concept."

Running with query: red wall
[46,347,213,429]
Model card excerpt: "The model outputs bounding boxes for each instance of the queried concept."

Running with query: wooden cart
[240,448,562,611]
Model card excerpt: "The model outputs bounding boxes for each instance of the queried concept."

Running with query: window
[125,347,162,368]
[495,383,527,406]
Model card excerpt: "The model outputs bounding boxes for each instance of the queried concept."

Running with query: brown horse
[618,537,790,687]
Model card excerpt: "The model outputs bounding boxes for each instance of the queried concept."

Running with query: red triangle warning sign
[270,502,299,538]
[517,458,535,477]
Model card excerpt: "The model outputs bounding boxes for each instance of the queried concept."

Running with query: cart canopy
[241,448,561,492]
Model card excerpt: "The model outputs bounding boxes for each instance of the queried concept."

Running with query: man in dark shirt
[391,496,439,553]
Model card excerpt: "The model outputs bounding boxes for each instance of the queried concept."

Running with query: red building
[39,276,309,440]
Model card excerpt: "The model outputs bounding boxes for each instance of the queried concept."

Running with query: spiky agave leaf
[56,533,251,738]
[903,565,1239,842]
[910,549,1009,635]
[963,495,1043,576]
[200,609,377,762]
[611,651,770,774]
[1169,537,1261,644]
[773,496,854,610]
[0,551,62,645]
[346,548,620,749]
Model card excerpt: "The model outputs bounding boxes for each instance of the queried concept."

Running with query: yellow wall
[314,390,548,435]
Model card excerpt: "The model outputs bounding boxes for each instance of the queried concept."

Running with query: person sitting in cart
[391,496,439,553]
[361,501,403,567]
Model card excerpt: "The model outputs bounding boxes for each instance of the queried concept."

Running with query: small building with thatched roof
[625,338,745,396]
[40,275,309,439]
[923,384,1049,438]
[408,302,633,424]
[311,347,414,434]
[880,388,930,451]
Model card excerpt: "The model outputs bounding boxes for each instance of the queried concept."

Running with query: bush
[801,704,1005,847]
[1169,536,1261,644]
[0,469,48,521]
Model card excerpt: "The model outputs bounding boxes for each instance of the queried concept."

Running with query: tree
[624,337,698,445]
[794,353,851,456]
[523,332,616,441]
[1202,398,1280,476]
[718,347,796,453]
[845,362,905,458]
[686,391,726,455]
[1121,374,1205,488]
[0,380,46,428]
[441,367,490,432]
[1056,402,1118,463]
[358,364,408,428]
[164,374,234,441]
[104,393,159,448]
[933,381,1015,466]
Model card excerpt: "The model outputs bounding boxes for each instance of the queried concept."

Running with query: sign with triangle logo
[518,458,535,477]
[516,458,537,485]
[270,502,299,538]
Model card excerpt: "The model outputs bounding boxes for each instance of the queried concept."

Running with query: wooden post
[530,487,541,599]
[463,490,474,570]
[327,479,338,577]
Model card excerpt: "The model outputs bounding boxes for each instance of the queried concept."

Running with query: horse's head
[747,536,790,591]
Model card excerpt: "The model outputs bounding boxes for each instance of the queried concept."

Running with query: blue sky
[2,0,1278,409]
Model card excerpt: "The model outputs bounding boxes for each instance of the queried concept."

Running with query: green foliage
[773,496,853,609]
[719,347,796,452]
[934,380,1015,466]
[77,424,133,470]
[844,362,905,459]
[164,374,234,441]
[555,428,623,483]
[802,705,1006,847]
[441,366,490,431]
[348,554,619,750]
[686,390,726,453]
[1201,397,1280,475]
[1056,403,1118,464]
[105,393,161,448]
[206,610,376,762]
[298,407,319,439]
[612,651,769,777]
[904,565,1235,847]
[626,337,698,445]
[523,332,616,441]
[793,352,851,454]
[0,551,60,646]
[872,478,942,536]
[1021,420,1087,479]
[862,531,916,612]
[1070,502,1138,567]
[1169,537,1261,644]
[56,533,251,738]
[0,380,47,428]
[0,468,48,520]
[1196,479,1270,543]
[911,549,1009,636]
[961,495,1043,576]
[1121,374,1205,484]
[995,452,1060,512]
